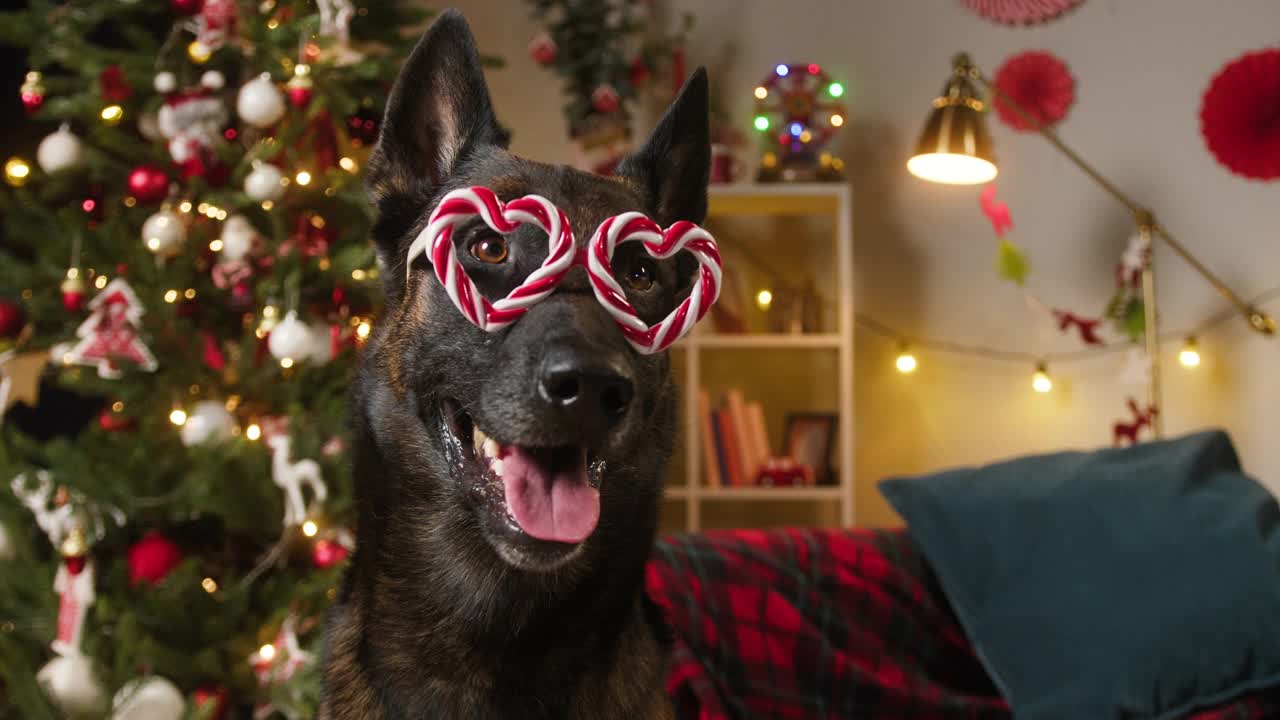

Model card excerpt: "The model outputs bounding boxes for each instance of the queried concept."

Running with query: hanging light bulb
[1179,336,1201,368]
[755,288,774,310]
[1031,362,1053,393]
[895,343,918,374]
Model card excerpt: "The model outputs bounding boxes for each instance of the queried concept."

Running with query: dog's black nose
[538,351,634,428]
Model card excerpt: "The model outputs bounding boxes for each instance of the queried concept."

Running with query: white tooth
[490,459,504,477]
[473,427,486,454]
[482,438,500,459]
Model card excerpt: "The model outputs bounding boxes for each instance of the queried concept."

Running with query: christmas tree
[0,2,499,717]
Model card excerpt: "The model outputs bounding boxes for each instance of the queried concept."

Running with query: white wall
[446,0,1280,525]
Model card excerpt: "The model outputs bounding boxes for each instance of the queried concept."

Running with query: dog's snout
[538,349,634,429]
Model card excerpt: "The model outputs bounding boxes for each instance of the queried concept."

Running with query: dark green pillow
[879,430,1280,720]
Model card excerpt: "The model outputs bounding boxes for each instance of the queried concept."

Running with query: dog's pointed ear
[366,10,504,205]
[617,68,711,224]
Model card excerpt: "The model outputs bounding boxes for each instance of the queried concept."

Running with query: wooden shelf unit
[667,182,855,531]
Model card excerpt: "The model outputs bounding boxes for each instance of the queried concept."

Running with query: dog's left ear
[617,68,711,224]
[366,10,504,205]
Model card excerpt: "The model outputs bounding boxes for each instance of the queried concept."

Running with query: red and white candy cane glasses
[404,186,723,354]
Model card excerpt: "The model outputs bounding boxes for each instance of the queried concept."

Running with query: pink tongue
[501,446,599,544]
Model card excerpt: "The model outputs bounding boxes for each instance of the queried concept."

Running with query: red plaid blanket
[645,528,1280,720]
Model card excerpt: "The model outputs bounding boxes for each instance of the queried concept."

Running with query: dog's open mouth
[440,399,603,546]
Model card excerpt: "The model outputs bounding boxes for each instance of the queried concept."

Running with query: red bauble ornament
[65,555,87,575]
[1200,48,1280,181]
[287,85,313,108]
[127,531,183,587]
[172,0,204,14]
[127,164,170,204]
[528,32,557,65]
[98,65,133,103]
[20,71,44,115]
[331,285,347,306]
[98,408,134,432]
[193,685,228,720]
[0,299,24,338]
[992,51,1075,132]
[346,108,381,146]
[591,83,620,114]
[60,274,86,313]
[313,538,350,568]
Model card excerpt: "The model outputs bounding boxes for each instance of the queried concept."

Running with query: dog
[320,9,710,719]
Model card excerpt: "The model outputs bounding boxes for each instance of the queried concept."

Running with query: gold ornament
[60,525,88,559]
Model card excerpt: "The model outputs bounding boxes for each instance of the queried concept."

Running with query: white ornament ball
[153,71,177,94]
[138,112,163,142]
[307,321,335,364]
[180,401,236,447]
[37,125,85,174]
[219,214,257,262]
[0,520,12,561]
[111,676,186,720]
[244,163,285,201]
[236,73,286,128]
[141,210,186,257]
[267,310,312,362]
[38,653,105,717]
[200,70,225,91]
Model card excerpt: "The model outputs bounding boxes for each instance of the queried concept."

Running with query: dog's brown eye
[469,235,508,264]
[625,260,655,292]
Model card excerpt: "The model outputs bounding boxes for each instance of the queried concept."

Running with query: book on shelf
[696,390,722,488]
[700,388,778,488]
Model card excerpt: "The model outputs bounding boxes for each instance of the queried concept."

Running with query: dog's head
[354,11,709,582]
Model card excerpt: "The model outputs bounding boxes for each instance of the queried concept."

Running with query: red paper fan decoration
[1200,49,1280,181]
[962,0,1083,25]
[992,51,1075,132]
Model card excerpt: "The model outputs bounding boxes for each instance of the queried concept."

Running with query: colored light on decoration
[830,113,845,127]
[339,156,358,172]
[828,82,845,98]
[1179,337,1201,368]
[81,198,96,213]
[807,63,821,75]
[94,275,108,289]
[202,577,218,593]
[895,346,918,374]
[246,423,262,441]
[753,85,768,99]
[355,320,372,340]
[1032,363,1053,393]
[799,130,813,143]
[4,157,31,187]
[789,122,804,137]
[187,40,212,63]
[351,269,368,281]
[280,357,294,369]
[100,104,124,125]
[775,64,789,77]
[755,289,774,310]
[258,643,276,661]
[163,290,179,304]
[183,288,196,300]
[209,239,224,252]
[169,408,188,426]
[753,115,770,131]
[295,170,312,186]
[301,520,318,537]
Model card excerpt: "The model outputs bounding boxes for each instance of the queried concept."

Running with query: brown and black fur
[321,9,710,719]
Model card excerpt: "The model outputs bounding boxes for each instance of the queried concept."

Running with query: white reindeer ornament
[265,424,327,528]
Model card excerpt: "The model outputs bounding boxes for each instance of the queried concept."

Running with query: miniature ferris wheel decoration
[752,63,849,181]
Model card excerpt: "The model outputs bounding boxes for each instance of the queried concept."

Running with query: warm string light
[754,288,773,310]
[895,344,918,374]
[301,520,318,537]
[1032,363,1053,393]
[246,423,262,441]
[4,157,31,187]
[201,577,218,593]
[1179,336,1201,368]
[100,105,124,125]
[169,408,188,426]
[258,643,276,661]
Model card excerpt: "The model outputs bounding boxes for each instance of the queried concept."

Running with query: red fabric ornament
[0,299,24,338]
[961,0,1083,25]
[1113,397,1158,447]
[97,408,134,432]
[98,65,133,103]
[992,51,1075,131]
[202,332,226,371]
[127,531,183,586]
[591,84,620,114]
[313,538,350,568]
[193,685,228,720]
[331,286,347,306]
[979,183,1013,236]
[528,32,557,65]
[1200,48,1280,181]
[172,0,204,14]
[1052,309,1104,345]
[126,164,170,203]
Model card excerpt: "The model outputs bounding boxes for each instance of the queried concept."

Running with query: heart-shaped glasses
[404,186,723,354]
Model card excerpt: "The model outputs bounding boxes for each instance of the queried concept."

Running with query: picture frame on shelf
[783,412,838,485]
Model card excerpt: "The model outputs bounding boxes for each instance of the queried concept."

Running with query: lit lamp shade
[908,61,998,185]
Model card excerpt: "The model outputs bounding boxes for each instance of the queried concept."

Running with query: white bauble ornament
[38,652,105,717]
[111,676,185,720]
[307,321,334,364]
[180,401,235,447]
[219,214,257,262]
[244,162,285,201]
[138,112,163,142]
[200,70,225,91]
[236,73,286,128]
[37,124,85,174]
[267,311,312,362]
[0,520,12,560]
[141,210,186,257]
[153,72,177,94]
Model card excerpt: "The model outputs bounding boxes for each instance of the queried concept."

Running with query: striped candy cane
[586,213,723,354]
[404,187,576,331]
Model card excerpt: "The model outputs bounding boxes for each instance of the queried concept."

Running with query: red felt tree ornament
[961,0,1083,25]
[99,65,133,103]
[1200,48,1280,181]
[127,531,183,586]
[992,51,1075,131]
